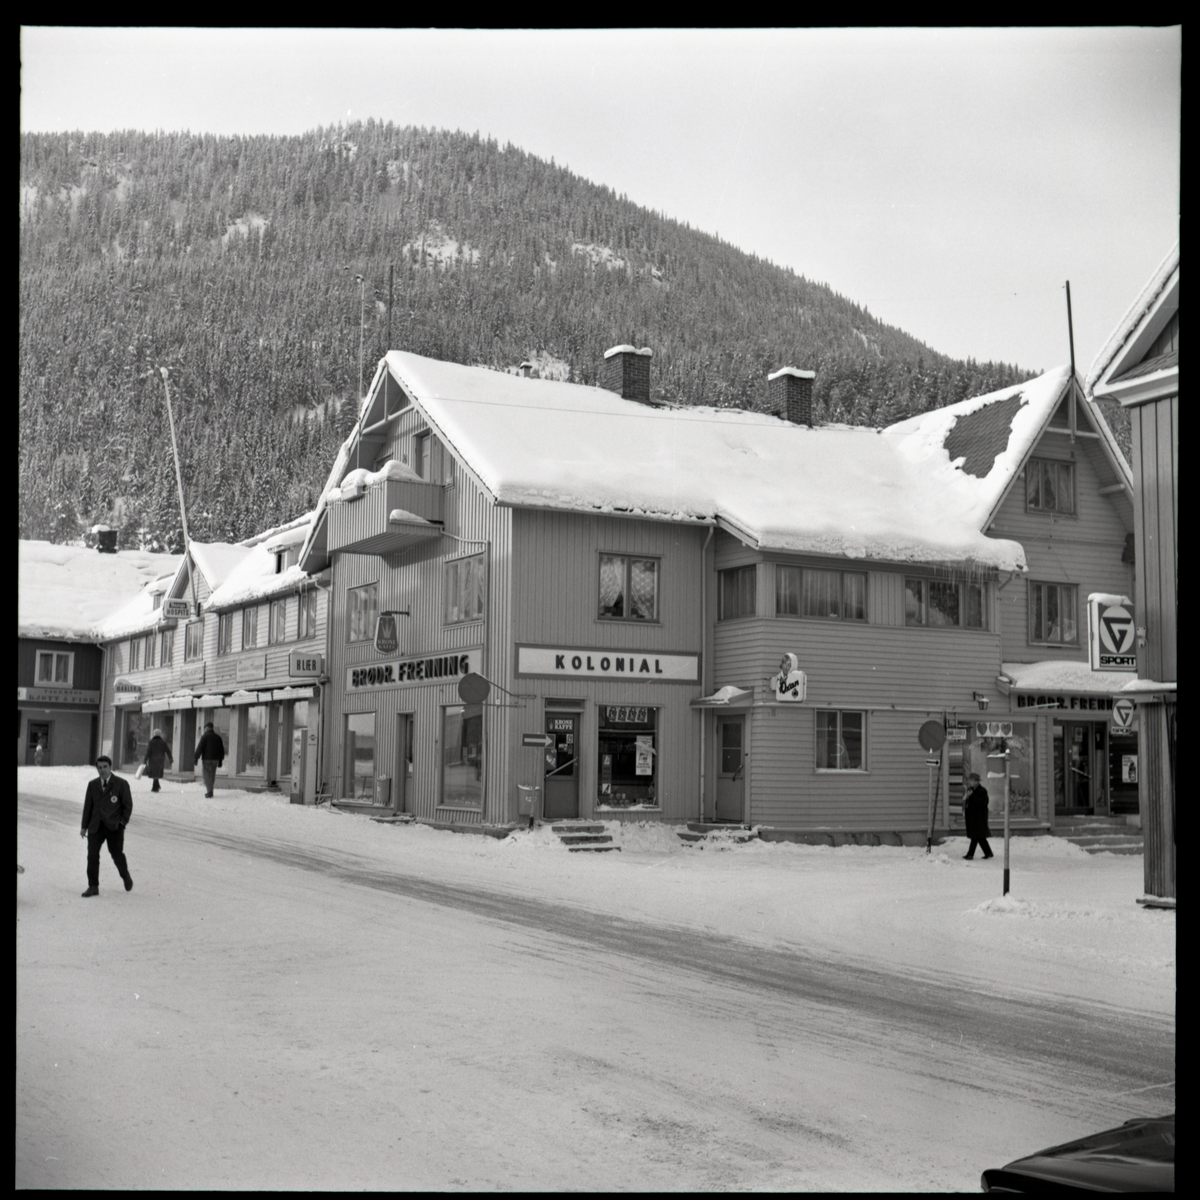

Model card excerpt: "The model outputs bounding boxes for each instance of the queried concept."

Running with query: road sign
[1112,697,1136,727]
[917,720,945,751]
[522,733,554,748]
[458,673,491,704]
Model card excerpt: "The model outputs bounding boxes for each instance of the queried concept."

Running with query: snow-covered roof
[206,513,318,611]
[370,350,1033,570]
[188,541,253,592]
[18,541,182,641]
[1085,241,1179,394]
[882,366,1074,533]
[1001,661,1134,696]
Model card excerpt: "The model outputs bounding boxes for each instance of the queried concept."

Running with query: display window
[344,711,377,800]
[441,704,483,808]
[597,706,657,808]
[953,720,1037,821]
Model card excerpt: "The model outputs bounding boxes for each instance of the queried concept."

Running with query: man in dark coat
[962,772,994,860]
[80,755,134,897]
[143,729,173,793]
[194,722,225,798]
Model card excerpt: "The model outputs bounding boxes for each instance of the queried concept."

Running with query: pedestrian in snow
[143,729,173,793]
[33,736,46,766]
[80,755,133,897]
[962,772,994,860]
[194,722,225,798]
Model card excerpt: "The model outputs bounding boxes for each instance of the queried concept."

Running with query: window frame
[35,649,74,687]
[217,612,234,657]
[1026,457,1076,515]
[242,605,260,651]
[159,628,174,668]
[347,582,380,643]
[776,565,867,621]
[444,553,486,625]
[298,589,318,641]
[269,597,289,644]
[815,709,867,772]
[1028,580,1079,646]
[598,553,661,623]
[904,577,987,630]
[717,564,757,621]
[184,620,205,662]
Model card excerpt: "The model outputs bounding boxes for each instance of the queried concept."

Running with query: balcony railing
[327,477,444,556]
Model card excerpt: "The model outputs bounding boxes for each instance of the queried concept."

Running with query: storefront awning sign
[517,645,699,682]
[113,678,142,705]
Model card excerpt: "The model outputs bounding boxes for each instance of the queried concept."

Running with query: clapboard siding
[1131,395,1177,682]
[989,426,1134,662]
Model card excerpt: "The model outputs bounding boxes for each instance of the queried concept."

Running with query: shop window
[1029,581,1078,645]
[211,709,231,771]
[905,578,986,629]
[121,711,153,771]
[599,554,659,621]
[777,566,866,620]
[35,650,74,686]
[964,720,1037,819]
[718,565,756,621]
[160,628,174,667]
[218,612,234,656]
[343,711,377,800]
[239,704,267,775]
[299,589,318,640]
[440,704,483,808]
[269,597,289,644]
[445,554,485,624]
[1027,458,1075,514]
[184,620,205,661]
[347,583,379,643]
[816,710,865,771]
[598,706,658,807]
[243,606,260,650]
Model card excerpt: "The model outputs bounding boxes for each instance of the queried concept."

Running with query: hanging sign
[773,653,807,702]
[1088,596,1137,671]
[163,599,192,620]
[375,612,401,655]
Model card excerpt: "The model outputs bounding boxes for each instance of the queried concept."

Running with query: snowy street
[17,768,1175,1191]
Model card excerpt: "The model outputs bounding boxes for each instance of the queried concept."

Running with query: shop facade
[18,637,103,766]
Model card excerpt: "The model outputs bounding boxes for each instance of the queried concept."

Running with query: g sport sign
[1088,595,1137,671]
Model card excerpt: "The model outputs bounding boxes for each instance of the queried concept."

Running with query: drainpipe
[698,525,714,823]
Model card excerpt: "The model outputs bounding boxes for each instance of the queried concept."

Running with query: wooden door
[543,713,579,819]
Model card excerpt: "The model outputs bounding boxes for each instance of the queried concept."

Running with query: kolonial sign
[516,645,699,682]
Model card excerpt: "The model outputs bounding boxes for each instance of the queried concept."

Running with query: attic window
[1026,458,1075,515]
[150,591,163,610]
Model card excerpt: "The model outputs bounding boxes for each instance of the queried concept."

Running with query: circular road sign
[457,672,491,704]
[1112,697,1136,727]
[918,720,946,751]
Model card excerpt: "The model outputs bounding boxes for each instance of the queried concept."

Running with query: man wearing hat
[962,772,994,860]
[80,755,134,897]
[194,721,225,798]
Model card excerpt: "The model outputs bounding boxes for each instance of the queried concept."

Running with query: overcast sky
[20,26,1179,375]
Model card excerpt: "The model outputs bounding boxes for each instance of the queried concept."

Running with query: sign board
[163,599,192,620]
[236,654,268,682]
[1111,697,1136,728]
[374,612,400,655]
[1088,596,1137,671]
[179,663,206,685]
[918,720,945,751]
[946,726,968,743]
[516,645,699,682]
[288,650,324,677]
[522,733,554,748]
[17,686,101,705]
[773,653,807,703]
[347,650,477,692]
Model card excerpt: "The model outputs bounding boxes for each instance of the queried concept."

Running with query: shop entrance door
[26,721,52,766]
[1054,721,1099,814]
[394,714,413,814]
[543,713,579,819]
[715,716,745,822]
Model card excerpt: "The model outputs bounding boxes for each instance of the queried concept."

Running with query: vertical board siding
[1132,397,1177,682]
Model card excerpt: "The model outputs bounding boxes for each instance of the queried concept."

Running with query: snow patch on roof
[1002,660,1134,696]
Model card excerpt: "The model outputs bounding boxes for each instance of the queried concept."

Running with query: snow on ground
[19,767,1174,1019]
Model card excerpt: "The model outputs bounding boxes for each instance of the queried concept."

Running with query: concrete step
[549,823,621,852]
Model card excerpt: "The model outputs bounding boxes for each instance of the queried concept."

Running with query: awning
[227,689,265,705]
[167,694,196,710]
[194,694,226,709]
[272,686,317,701]
[690,685,754,708]
[142,698,172,713]
[999,661,1136,697]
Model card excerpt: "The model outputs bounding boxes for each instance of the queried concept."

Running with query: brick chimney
[603,345,653,405]
[519,361,534,378]
[768,367,815,426]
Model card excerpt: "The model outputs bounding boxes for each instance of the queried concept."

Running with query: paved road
[18,788,1175,1190]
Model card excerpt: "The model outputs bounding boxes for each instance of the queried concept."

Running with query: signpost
[917,720,945,854]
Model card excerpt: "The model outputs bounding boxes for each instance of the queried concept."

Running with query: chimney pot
[519,361,534,378]
[768,367,816,426]
[603,345,654,406]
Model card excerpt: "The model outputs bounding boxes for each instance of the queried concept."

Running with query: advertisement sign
[773,653,807,702]
[1088,595,1137,671]
[346,650,477,692]
[516,645,699,682]
[374,612,400,655]
[163,599,192,620]
[288,650,324,677]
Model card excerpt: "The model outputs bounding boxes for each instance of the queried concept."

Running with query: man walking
[194,721,225,798]
[962,772,995,860]
[81,755,134,897]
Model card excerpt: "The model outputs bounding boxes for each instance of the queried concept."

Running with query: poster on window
[1121,755,1138,784]
[635,736,654,775]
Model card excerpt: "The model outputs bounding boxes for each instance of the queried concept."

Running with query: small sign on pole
[522,733,554,748]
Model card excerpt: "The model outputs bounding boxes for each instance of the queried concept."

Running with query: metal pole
[387,263,394,351]
[1003,748,1012,895]
[160,367,198,611]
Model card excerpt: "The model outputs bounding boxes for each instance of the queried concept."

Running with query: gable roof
[302,350,1037,572]
[1086,241,1179,401]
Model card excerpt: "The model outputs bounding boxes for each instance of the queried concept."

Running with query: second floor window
[218,613,234,656]
[905,578,986,629]
[160,629,174,667]
[445,555,485,624]
[347,583,379,642]
[599,555,659,621]
[1027,458,1075,514]
[718,565,756,621]
[777,566,867,620]
[299,589,317,640]
[184,620,204,661]
[1029,581,1078,645]
[36,650,73,685]
[243,606,259,650]
[269,597,289,644]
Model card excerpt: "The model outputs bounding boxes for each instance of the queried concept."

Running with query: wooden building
[298,347,1138,841]
[95,514,329,802]
[1087,242,1178,898]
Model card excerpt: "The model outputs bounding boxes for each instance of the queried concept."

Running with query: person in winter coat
[143,730,173,793]
[194,722,225,798]
[80,755,133,897]
[962,772,994,860]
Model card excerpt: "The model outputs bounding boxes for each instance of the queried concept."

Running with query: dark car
[981,1114,1174,1193]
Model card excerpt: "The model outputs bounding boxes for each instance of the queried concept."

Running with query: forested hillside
[19,122,1036,549]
